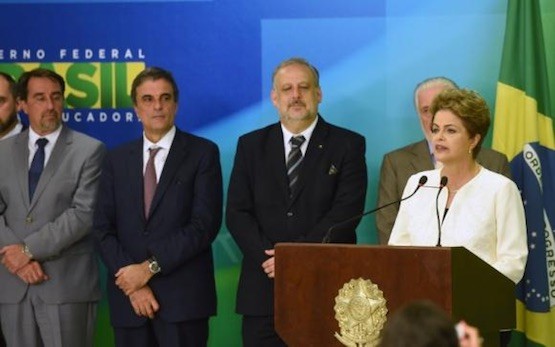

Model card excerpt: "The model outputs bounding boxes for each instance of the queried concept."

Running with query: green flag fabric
[492,0,555,346]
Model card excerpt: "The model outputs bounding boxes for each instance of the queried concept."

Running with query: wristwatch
[22,244,33,259]
[148,257,161,274]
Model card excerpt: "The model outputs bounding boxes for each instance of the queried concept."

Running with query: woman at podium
[388,88,527,283]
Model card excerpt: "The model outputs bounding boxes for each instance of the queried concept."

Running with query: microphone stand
[435,176,449,247]
[322,175,428,243]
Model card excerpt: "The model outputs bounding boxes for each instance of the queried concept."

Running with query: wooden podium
[274,243,515,347]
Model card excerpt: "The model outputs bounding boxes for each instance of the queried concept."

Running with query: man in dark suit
[0,68,105,346]
[94,67,222,347]
[376,77,511,244]
[226,57,367,346]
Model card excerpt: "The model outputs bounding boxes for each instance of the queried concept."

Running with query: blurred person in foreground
[388,88,527,284]
[379,300,482,347]
[376,77,511,244]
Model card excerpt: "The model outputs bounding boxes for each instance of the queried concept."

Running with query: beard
[0,112,18,134]
[36,111,62,134]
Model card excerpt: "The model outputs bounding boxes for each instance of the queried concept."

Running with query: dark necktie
[144,147,161,217]
[28,138,48,201]
[286,135,306,197]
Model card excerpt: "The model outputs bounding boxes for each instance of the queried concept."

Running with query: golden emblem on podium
[333,278,388,347]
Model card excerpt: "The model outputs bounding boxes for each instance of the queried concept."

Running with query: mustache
[288,100,306,108]
[43,109,61,117]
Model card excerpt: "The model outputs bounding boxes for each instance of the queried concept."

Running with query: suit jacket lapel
[267,124,289,199]
[29,127,71,210]
[410,140,434,172]
[14,131,30,209]
[128,140,146,222]
[147,130,188,220]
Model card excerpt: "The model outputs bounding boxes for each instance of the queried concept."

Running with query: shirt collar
[28,124,62,148]
[281,116,318,144]
[143,126,176,152]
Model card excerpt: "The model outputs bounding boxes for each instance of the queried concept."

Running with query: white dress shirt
[281,117,318,163]
[142,126,176,182]
[28,125,62,167]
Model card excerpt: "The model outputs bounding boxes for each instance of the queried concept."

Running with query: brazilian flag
[492,0,555,346]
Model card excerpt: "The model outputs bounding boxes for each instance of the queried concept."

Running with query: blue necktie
[29,138,48,201]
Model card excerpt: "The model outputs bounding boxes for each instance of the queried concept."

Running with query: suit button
[25,216,33,224]
[287,212,293,217]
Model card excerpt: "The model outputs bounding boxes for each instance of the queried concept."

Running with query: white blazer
[389,167,528,283]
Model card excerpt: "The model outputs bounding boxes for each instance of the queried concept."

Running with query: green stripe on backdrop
[209,265,242,347]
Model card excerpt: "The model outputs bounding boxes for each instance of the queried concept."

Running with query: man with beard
[226,57,367,346]
[0,72,25,141]
[0,68,105,347]
[0,71,22,347]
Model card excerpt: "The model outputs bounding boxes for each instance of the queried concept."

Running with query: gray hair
[414,77,458,110]
[272,57,320,89]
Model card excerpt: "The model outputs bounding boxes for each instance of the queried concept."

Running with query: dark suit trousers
[114,318,208,347]
[242,315,287,347]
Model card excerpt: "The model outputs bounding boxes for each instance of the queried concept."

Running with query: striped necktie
[286,135,306,197]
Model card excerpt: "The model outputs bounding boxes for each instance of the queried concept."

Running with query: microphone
[322,175,428,243]
[435,176,448,247]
